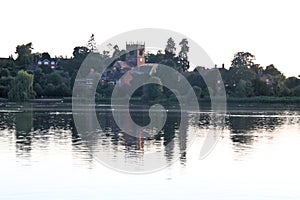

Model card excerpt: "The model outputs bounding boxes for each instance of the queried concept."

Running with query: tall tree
[15,43,34,66]
[87,34,98,52]
[264,64,285,96]
[165,37,176,58]
[231,52,255,68]
[264,64,282,76]
[178,38,190,72]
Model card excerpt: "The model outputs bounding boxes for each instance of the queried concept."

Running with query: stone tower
[125,42,145,67]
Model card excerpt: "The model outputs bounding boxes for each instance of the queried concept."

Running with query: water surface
[0,103,299,199]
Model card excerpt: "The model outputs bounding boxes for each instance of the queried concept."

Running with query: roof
[113,61,133,69]
[136,63,158,75]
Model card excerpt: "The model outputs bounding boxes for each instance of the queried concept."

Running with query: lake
[0,103,300,199]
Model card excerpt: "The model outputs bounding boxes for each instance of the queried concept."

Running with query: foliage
[285,77,300,89]
[1,39,300,102]
[253,78,272,96]
[178,38,190,72]
[165,37,176,58]
[0,68,10,77]
[72,46,90,61]
[8,70,35,102]
[292,85,300,96]
[142,77,163,101]
[231,52,255,68]
[15,43,34,67]
[87,34,98,52]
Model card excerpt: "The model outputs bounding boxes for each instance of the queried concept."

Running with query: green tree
[235,80,253,97]
[8,70,35,102]
[0,76,14,97]
[15,43,34,66]
[165,37,176,58]
[253,78,272,96]
[142,77,163,101]
[264,64,285,96]
[231,52,255,69]
[292,85,300,96]
[73,46,90,60]
[278,86,291,97]
[146,51,164,63]
[0,68,10,77]
[33,67,44,85]
[44,83,56,96]
[42,73,70,96]
[56,83,71,97]
[45,72,64,85]
[227,52,257,96]
[41,52,51,60]
[264,64,281,76]
[34,83,43,97]
[187,86,202,100]
[285,77,300,89]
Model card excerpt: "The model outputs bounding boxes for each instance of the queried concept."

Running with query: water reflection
[0,103,299,168]
[15,103,33,154]
[227,111,300,159]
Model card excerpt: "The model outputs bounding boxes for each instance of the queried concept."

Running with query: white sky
[1,0,299,77]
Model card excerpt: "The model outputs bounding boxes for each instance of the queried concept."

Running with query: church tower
[125,42,145,67]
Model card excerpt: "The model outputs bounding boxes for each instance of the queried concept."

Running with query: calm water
[0,103,300,199]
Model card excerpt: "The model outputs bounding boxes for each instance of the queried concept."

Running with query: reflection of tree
[162,112,187,161]
[15,103,33,153]
[229,117,255,145]
[70,119,81,145]
[229,115,285,146]
[178,112,188,164]
[96,109,188,164]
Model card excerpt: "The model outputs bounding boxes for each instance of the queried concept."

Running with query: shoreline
[1,96,300,104]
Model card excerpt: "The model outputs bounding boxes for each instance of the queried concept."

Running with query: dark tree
[231,52,255,68]
[87,34,97,52]
[165,37,176,58]
[178,38,190,72]
[41,52,51,60]
[73,46,90,60]
[15,43,34,66]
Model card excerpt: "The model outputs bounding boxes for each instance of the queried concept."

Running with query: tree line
[0,35,300,102]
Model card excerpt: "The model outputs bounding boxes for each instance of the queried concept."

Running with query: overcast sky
[1,0,299,77]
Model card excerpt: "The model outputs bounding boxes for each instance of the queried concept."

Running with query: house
[37,59,58,69]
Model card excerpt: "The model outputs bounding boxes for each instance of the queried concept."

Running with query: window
[139,49,144,56]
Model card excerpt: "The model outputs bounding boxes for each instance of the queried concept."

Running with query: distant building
[37,59,58,68]
[103,42,146,84]
[25,57,60,73]
[125,42,145,67]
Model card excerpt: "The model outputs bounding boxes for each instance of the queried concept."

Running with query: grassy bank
[226,96,300,104]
